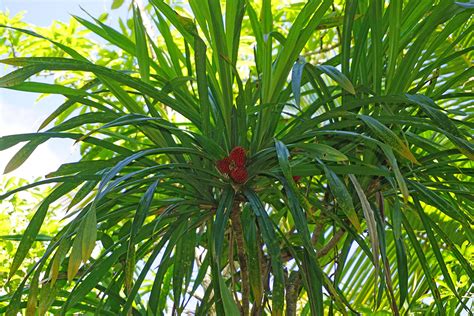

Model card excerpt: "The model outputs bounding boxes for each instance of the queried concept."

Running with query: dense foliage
[0,1,473,315]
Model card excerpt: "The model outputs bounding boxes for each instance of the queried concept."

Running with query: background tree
[0,0,473,315]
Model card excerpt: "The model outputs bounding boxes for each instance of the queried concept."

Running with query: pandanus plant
[0,0,473,314]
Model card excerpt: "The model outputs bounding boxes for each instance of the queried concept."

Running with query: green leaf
[275,139,292,180]
[6,82,88,96]
[0,2,472,313]
[414,198,471,312]
[402,213,445,314]
[9,183,77,279]
[390,200,408,306]
[406,94,474,160]
[3,135,68,174]
[218,274,240,316]
[381,146,410,202]
[279,175,325,315]
[124,227,177,312]
[0,234,52,241]
[386,0,402,89]
[25,271,40,316]
[316,65,356,95]
[455,1,474,8]
[50,238,73,285]
[111,0,124,9]
[130,180,159,242]
[0,57,201,124]
[133,5,150,82]
[37,79,103,131]
[67,225,83,282]
[194,32,212,137]
[81,210,97,261]
[241,211,263,306]
[213,186,235,259]
[244,189,285,314]
[64,246,125,312]
[292,57,306,106]
[359,115,419,164]
[427,215,474,281]
[323,166,361,231]
[148,222,185,314]
[394,237,408,307]
[0,65,44,87]
[368,0,383,95]
[349,175,380,281]
[269,0,333,102]
[297,143,349,162]
[38,276,62,314]
[0,24,88,61]
[73,14,135,55]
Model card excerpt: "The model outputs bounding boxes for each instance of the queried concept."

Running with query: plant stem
[251,234,265,316]
[311,218,325,244]
[229,227,243,312]
[317,229,345,258]
[285,271,301,316]
[231,202,250,316]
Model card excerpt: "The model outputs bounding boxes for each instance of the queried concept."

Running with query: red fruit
[292,176,301,183]
[229,146,246,167]
[216,157,231,174]
[230,167,248,184]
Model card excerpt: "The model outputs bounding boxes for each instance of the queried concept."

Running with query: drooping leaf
[9,183,78,279]
[0,65,44,87]
[349,175,380,283]
[323,165,361,231]
[316,64,356,95]
[406,93,474,160]
[292,57,306,107]
[359,115,419,164]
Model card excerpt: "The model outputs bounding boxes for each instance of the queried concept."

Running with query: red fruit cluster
[216,146,248,184]
[292,175,301,183]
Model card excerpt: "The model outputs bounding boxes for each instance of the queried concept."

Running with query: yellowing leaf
[81,210,97,261]
[68,235,82,282]
[359,115,419,164]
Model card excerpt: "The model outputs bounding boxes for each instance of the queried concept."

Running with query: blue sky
[1,0,114,26]
[0,0,126,179]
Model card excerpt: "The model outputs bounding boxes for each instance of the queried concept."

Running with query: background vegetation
[0,0,473,315]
